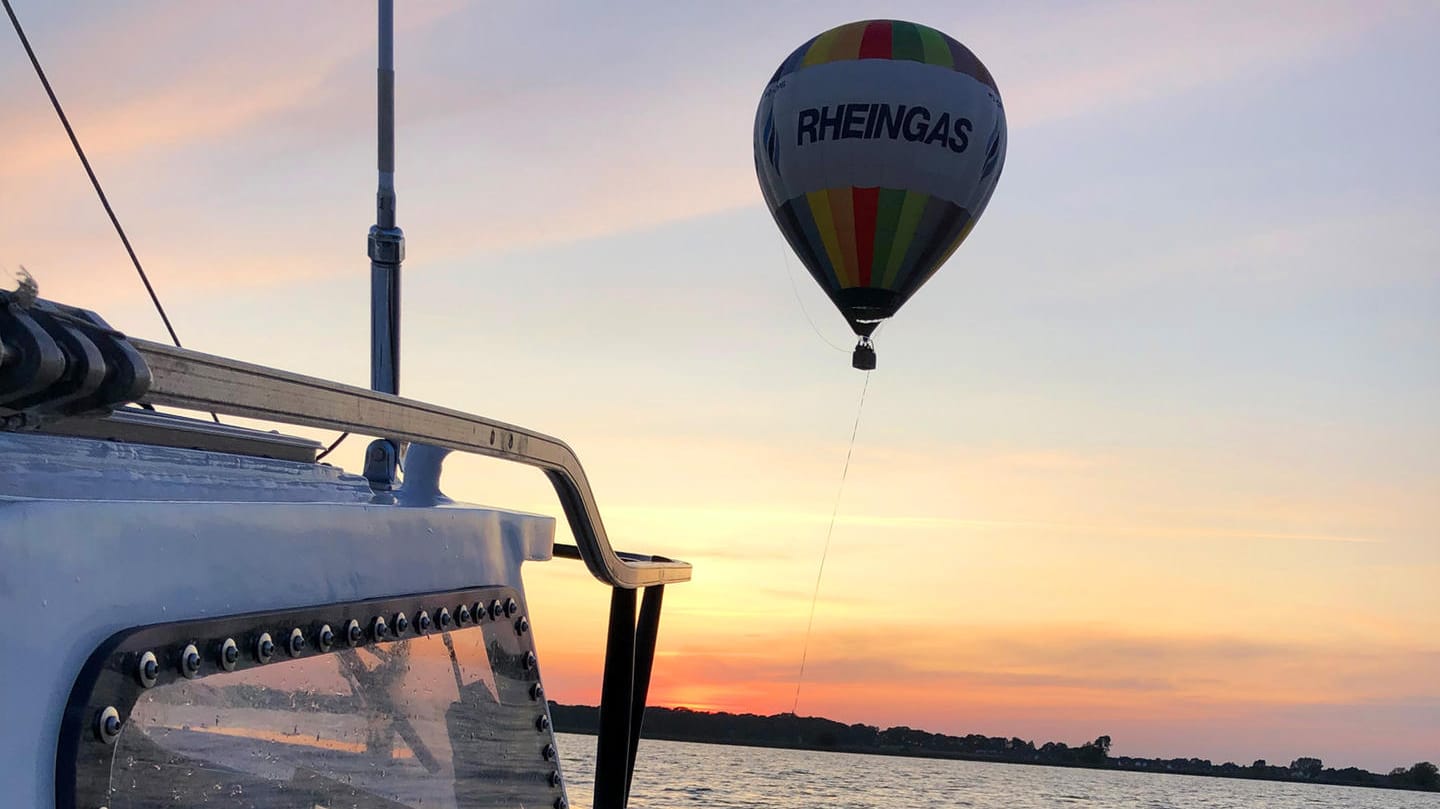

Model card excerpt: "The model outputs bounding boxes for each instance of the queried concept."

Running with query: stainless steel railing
[0,293,690,590]
[132,340,691,588]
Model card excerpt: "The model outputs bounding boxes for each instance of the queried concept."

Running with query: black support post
[594,587,637,809]
[625,585,664,803]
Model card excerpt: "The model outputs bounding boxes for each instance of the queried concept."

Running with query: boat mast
[366,0,404,488]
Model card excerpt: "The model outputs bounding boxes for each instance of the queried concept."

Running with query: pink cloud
[980,0,1426,127]
[621,622,1439,768]
[6,0,1426,300]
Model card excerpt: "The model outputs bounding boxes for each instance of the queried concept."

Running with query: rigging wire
[780,244,850,354]
[315,432,350,462]
[791,370,871,715]
[3,0,217,423]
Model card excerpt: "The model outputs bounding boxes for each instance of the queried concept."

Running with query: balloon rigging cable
[792,369,871,715]
[780,245,850,354]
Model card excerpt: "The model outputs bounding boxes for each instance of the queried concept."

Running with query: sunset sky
[2,0,1436,773]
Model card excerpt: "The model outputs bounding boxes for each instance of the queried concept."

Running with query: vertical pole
[366,0,404,488]
[594,587,637,809]
[625,585,665,804]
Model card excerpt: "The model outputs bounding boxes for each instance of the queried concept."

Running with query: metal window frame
[58,585,560,809]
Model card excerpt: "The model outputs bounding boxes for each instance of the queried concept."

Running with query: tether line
[792,370,871,715]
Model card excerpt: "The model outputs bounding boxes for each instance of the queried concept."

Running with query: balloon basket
[852,341,876,371]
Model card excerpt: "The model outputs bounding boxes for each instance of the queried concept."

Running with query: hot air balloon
[754,20,1007,370]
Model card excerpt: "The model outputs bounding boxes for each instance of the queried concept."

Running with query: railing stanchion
[625,585,664,803]
[595,587,637,809]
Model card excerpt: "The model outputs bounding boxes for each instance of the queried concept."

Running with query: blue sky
[2,1,1437,770]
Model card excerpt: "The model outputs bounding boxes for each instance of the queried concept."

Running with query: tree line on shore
[548,703,1438,792]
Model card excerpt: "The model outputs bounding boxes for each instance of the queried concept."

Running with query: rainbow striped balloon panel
[755,19,1007,335]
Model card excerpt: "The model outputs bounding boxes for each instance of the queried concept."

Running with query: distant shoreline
[555,728,1407,793]
[549,703,1438,794]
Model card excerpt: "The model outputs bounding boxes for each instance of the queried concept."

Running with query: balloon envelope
[754,20,1007,338]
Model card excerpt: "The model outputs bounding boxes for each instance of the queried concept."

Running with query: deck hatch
[59,586,565,809]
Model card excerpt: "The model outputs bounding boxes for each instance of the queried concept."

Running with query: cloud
[0,1,472,304]
[986,0,1427,128]
[627,620,1440,767]
[2,2,465,176]
[645,623,1440,718]
[9,0,1425,298]
[1030,208,1440,303]
[608,503,1384,546]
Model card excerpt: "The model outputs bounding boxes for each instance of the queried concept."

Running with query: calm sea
[555,733,1440,809]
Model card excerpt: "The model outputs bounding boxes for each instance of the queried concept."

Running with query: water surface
[557,733,1440,808]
